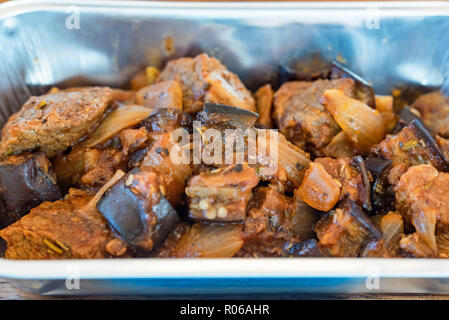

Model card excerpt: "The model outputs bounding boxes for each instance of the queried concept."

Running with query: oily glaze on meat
[157,53,255,114]
[0,87,113,158]
[0,189,127,259]
[273,78,354,153]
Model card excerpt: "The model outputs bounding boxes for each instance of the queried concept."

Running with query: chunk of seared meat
[361,212,404,258]
[140,133,192,207]
[370,120,449,185]
[0,189,127,259]
[412,91,449,138]
[53,127,149,189]
[273,78,354,154]
[0,152,62,228]
[0,87,113,157]
[395,164,449,256]
[136,80,183,110]
[315,157,371,211]
[254,84,274,128]
[237,187,320,257]
[97,168,179,253]
[186,164,259,222]
[237,187,296,257]
[315,199,381,257]
[157,53,255,114]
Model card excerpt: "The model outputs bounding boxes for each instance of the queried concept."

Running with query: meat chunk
[97,168,179,253]
[186,164,259,222]
[315,157,371,211]
[52,127,149,189]
[412,91,449,138]
[0,87,113,157]
[370,120,449,185]
[136,80,183,110]
[315,199,381,257]
[0,189,126,259]
[254,84,274,128]
[237,187,297,257]
[273,78,354,153]
[157,53,255,114]
[0,152,62,228]
[140,133,192,207]
[395,164,449,255]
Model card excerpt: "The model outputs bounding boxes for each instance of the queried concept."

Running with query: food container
[1,0,449,296]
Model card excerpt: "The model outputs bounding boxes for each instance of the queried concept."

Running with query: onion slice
[321,89,386,151]
[83,105,153,148]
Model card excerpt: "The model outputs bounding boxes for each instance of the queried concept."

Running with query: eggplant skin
[97,168,179,253]
[196,102,259,131]
[0,152,62,229]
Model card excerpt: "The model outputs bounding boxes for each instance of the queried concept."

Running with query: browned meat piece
[254,84,274,128]
[0,189,127,259]
[136,80,183,110]
[370,120,449,185]
[157,53,255,114]
[315,157,371,210]
[273,78,354,153]
[52,127,149,189]
[237,187,297,257]
[186,164,259,222]
[412,91,449,138]
[361,212,404,258]
[97,167,179,253]
[0,152,61,228]
[315,199,381,257]
[0,87,113,157]
[395,164,449,256]
[140,133,192,207]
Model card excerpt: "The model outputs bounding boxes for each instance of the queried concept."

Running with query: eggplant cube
[186,164,259,222]
[196,102,259,131]
[0,152,62,228]
[97,168,179,252]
